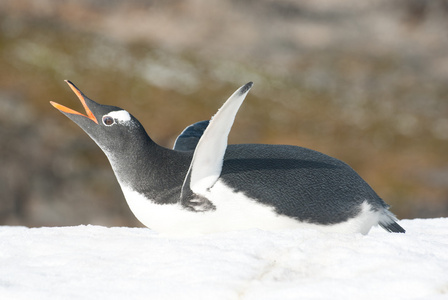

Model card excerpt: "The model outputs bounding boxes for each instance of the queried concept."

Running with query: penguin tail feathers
[380,221,406,233]
[379,210,406,233]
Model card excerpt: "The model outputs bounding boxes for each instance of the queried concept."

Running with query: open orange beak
[50,80,99,124]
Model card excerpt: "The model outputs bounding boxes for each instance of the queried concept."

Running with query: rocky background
[1,0,447,227]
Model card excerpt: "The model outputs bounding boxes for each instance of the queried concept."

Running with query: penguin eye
[102,116,115,126]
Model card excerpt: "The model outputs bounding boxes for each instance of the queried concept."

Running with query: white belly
[119,180,381,236]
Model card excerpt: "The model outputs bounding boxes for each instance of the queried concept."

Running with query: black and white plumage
[51,80,405,235]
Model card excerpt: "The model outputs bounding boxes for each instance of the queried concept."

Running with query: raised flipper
[180,82,253,210]
[173,120,210,151]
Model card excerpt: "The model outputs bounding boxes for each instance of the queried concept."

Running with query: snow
[1,218,447,300]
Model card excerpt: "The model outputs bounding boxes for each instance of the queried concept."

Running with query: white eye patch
[105,110,132,125]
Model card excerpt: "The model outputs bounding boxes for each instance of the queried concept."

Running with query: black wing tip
[240,82,254,94]
[381,222,406,233]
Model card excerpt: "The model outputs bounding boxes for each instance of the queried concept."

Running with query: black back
[220,144,386,225]
[168,120,386,225]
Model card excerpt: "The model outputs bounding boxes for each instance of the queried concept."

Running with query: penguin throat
[104,145,192,205]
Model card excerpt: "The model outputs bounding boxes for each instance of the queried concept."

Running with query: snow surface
[1,218,447,300]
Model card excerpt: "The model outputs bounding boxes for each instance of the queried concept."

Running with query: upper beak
[50,80,99,124]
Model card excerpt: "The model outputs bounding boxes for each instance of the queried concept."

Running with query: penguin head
[50,80,150,157]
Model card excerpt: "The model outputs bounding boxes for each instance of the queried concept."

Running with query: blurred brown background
[1,0,447,227]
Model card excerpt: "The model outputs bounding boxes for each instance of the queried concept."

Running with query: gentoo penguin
[50,80,405,235]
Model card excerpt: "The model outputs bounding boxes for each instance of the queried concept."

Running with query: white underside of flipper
[120,180,383,236]
[182,82,253,196]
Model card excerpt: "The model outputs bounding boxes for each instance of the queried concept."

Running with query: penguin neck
[104,133,192,205]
